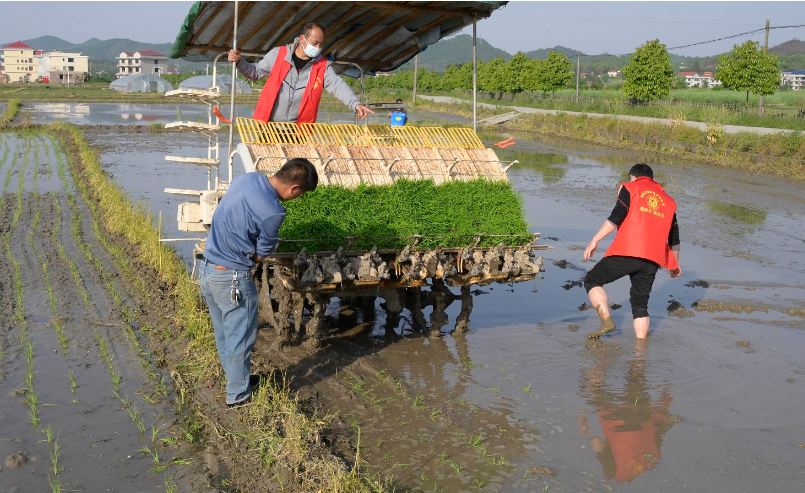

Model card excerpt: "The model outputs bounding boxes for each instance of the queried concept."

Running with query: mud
[7,108,805,491]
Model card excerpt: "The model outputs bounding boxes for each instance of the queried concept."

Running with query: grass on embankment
[53,122,390,492]
[511,112,805,181]
[0,99,22,126]
[362,87,805,131]
[412,97,805,181]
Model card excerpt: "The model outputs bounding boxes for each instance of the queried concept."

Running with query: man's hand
[355,104,374,119]
[669,267,682,278]
[583,240,598,262]
[228,49,241,63]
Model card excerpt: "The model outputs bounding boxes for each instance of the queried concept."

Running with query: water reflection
[500,150,569,184]
[578,342,679,483]
[706,199,767,226]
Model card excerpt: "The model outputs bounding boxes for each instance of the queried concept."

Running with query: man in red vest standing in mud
[582,164,681,339]
[228,22,374,124]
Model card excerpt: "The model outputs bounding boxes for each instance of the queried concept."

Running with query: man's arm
[228,48,278,81]
[322,63,374,118]
[584,186,628,262]
[668,213,681,277]
[584,220,617,262]
[253,214,285,263]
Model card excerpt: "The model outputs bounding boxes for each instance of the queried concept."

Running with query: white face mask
[302,37,321,58]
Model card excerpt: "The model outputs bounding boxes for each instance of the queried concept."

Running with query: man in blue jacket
[200,158,318,408]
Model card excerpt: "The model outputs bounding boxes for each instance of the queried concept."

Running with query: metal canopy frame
[171,1,507,181]
[170,1,506,76]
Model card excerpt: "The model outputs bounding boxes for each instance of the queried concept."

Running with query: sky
[1,1,804,58]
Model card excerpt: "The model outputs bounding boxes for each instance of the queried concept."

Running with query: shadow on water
[579,340,681,484]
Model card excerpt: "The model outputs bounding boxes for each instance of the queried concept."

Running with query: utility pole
[759,19,770,116]
[472,12,477,133]
[576,51,580,102]
[412,54,418,106]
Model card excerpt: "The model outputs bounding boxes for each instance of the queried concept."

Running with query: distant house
[116,49,168,78]
[781,70,805,90]
[606,69,620,77]
[677,71,721,89]
[2,41,37,83]
[38,50,90,84]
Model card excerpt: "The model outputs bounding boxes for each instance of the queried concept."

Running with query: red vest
[253,45,327,124]
[605,177,679,270]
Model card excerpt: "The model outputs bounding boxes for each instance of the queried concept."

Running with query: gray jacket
[236,38,360,122]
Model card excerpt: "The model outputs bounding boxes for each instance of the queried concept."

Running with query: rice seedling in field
[53,123,391,492]
[68,370,77,394]
[40,424,65,493]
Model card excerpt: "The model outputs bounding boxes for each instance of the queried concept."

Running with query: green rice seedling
[138,445,159,464]
[68,370,77,394]
[24,388,40,427]
[475,479,484,488]
[164,475,177,493]
[430,409,441,420]
[110,372,121,391]
[278,178,531,252]
[412,395,425,408]
[127,407,146,433]
[543,482,549,492]
[522,383,532,392]
[40,424,64,493]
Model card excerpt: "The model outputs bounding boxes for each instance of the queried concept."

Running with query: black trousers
[584,256,659,319]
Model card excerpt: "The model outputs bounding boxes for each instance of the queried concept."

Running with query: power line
[666,28,767,51]
[577,23,805,58]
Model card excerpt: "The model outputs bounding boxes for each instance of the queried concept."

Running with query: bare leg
[587,286,616,339]
[633,316,649,339]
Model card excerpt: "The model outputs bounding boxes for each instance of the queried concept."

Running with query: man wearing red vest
[228,22,374,124]
[583,164,681,339]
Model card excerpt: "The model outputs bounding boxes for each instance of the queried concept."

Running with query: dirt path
[419,95,799,135]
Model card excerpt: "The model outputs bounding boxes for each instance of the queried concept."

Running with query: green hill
[8,36,175,62]
[396,34,511,72]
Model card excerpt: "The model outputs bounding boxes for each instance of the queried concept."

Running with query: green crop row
[279,178,532,252]
[0,99,22,126]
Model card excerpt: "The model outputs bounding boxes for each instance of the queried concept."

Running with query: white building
[781,70,805,90]
[116,49,168,78]
[38,50,89,84]
[677,71,721,89]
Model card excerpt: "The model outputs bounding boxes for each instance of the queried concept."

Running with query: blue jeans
[199,259,258,405]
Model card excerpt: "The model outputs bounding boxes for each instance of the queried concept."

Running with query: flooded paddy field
[21,101,460,127]
[3,105,804,491]
[0,131,212,491]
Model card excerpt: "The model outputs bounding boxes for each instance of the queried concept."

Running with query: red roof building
[3,41,34,49]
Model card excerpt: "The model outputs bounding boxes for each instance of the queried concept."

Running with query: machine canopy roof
[170,1,507,76]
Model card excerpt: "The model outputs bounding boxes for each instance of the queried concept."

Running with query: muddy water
[77,116,805,491]
[0,132,209,492]
[22,102,461,127]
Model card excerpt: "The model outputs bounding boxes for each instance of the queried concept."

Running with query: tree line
[359,51,573,95]
[359,39,782,104]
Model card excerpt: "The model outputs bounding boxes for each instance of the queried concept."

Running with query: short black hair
[275,158,318,192]
[396,98,403,103]
[628,163,653,180]
[300,22,325,38]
